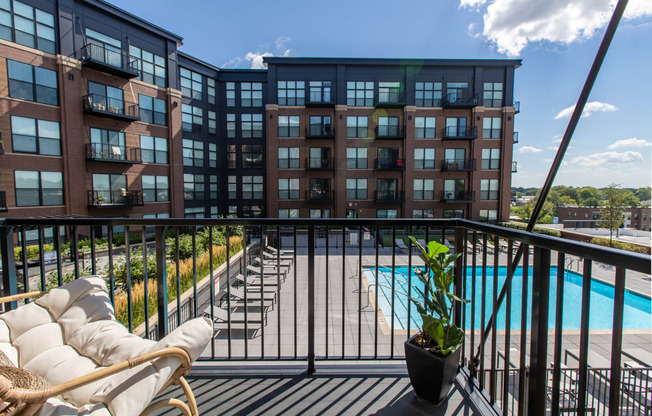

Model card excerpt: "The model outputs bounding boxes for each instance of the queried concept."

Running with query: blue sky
[110,0,652,189]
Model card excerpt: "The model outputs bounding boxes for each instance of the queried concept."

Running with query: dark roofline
[263,56,522,68]
[218,68,267,73]
[84,0,183,45]
[178,51,221,72]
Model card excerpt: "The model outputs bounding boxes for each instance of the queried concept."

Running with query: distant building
[558,206,651,231]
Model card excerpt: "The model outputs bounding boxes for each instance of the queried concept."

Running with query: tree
[514,197,554,223]
[599,183,626,247]
[634,187,651,203]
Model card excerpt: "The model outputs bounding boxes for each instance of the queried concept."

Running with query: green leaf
[439,325,465,355]
[422,315,445,347]
[427,240,449,257]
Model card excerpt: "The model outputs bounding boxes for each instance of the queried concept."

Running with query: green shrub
[589,238,651,254]
[113,247,158,288]
[500,222,562,237]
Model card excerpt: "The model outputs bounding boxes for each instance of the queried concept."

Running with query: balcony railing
[442,126,477,140]
[87,190,144,207]
[441,190,474,202]
[305,125,335,139]
[0,217,649,416]
[374,158,405,171]
[513,131,519,143]
[374,93,406,108]
[512,161,518,173]
[85,143,142,164]
[514,100,521,113]
[305,158,335,170]
[442,92,479,108]
[305,189,334,202]
[441,159,476,171]
[79,43,139,78]
[83,94,140,122]
[374,190,404,202]
[305,97,336,107]
[375,125,406,140]
[0,191,6,212]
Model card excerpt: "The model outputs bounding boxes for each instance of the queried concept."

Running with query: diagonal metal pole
[474,0,629,364]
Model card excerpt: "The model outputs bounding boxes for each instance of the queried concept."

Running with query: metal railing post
[0,225,17,311]
[308,225,315,374]
[156,226,168,340]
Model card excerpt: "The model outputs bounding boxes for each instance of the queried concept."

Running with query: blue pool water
[364,266,652,331]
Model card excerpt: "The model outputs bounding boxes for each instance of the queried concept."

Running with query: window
[309,148,332,169]
[278,178,299,199]
[346,147,367,169]
[11,116,60,155]
[310,209,331,218]
[415,82,442,107]
[482,148,500,170]
[446,82,469,103]
[278,81,305,105]
[143,213,170,220]
[184,174,204,200]
[443,179,466,200]
[7,59,57,105]
[243,205,264,218]
[377,209,398,218]
[483,82,503,107]
[0,1,55,53]
[183,139,204,167]
[208,111,216,134]
[180,67,202,100]
[481,179,499,200]
[347,81,373,106]
[241,82,263,107]
[415,117,436,138]
[377,178,399,200]
[444,148,466,166]
[445,117,467,137]
[90,128,125,160]
[413,209,434,218]
[84,29,122,67]
[226,83,236,106]
[208,143,217,168]
[242,145,263,168]
[278,209,300,218]
[207,78,216,105]
[414,179,435,200]
[138,94,167,126]
[228,176,236,199]
[15,170,62,206]
[243,176,263,199]
[226,145,236,168]
[129,46,166,87]
[414,148,435,169]
[377,147,399,164]
[346,178,367,200]
[377,82,402,104]
[377,116,400,137]
[142,175,168,202]
[184,207,204,219]
[309,81,331,103]
[278,116,300,137]
[483,117,502,139]
[479,209,498,222]
[443,210,464,219]
[278,147,300,169]
[209,175,218,199]
[347,116,368,138]
[91,174,127,204]
[227,114,236,138]
[87,81,124,113]
[182,104,203,133]
[308,116,332,136]
[241,114,263,138]
[140,135,168,164]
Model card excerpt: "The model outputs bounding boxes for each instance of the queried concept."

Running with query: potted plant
[404,236,469,405]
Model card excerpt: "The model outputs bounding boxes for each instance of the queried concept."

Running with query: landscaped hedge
[589,237,650,254]
[500,222,562,237]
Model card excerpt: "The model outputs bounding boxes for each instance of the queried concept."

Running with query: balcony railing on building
[305,158,335,170]
[83,94,140,122]
[305,189,334,202]
[79,43,139,79]
[374,125,406,140]
[442,126,477,140]
[513,131,519,143]
[441,159,476,171]
[514,100,521,113]
[512,161,518,173]
[442,91,479,108]
[305,96,336,107]
[374,190,404,203]
[0,191,7,212]
[85,143,142,164]
[374,158,405,171]
[87,189,144,207]
[374,93,406,108]
[305,125,335,139]
[441,190,474,202]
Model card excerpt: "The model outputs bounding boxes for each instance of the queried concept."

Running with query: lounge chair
[265,246,294,256]
[262,250,293,263]
[219,286,276,309]
[233,273,280,290]
[203,305,267,326]
[0,276,212,416]
[254,256,292,269]
[395,239,408,251]
[247,264,287,280]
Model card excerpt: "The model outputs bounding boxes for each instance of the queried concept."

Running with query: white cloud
[223,37,294,69]
[221,56,242,68]
[554,101,617,119]
[466,0,652,57]
[245,52,273,69]
[518,146,543,153]
[276,36,291,50]
[607,137,652,149]
[570,151,643,167]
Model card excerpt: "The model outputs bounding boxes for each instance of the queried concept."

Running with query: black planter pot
[404,333,461,405]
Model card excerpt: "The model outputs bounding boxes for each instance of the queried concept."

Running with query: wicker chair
[0,276,212,416]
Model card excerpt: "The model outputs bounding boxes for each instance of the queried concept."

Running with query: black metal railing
[0,217,649,416]
[374,158,405,171]
[83,94,140,121]
[0,191,6,212]
[87,190,144,207]
[513,131,519,143]
[441,190,474,202]
[514,100,521,113]
[85,143,142,163]
[305,158,335,170]
[442,126,478,139]
[79,43,139,78]
[305,97,336,107]
[305,125,335,138]
[375,125,406,139]
[442,92,479,108]
[441,159,476,171]
[374,93,406,107]
[512,161,518,173]
[374,190,404,202]
[305,190,334,202]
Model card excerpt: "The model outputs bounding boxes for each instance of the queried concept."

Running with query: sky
[110,0,652,189]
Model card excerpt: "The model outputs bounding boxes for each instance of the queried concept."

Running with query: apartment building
[558,206,651,231]
[0,0,521,225]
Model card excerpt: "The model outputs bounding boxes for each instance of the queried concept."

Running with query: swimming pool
[363,266,652,331]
